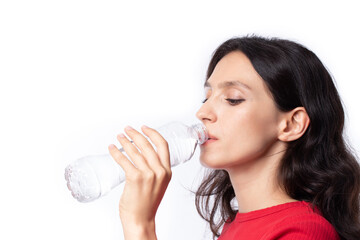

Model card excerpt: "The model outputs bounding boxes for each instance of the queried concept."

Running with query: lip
[202,138,218,146]
[208,135,218,140]
[201,127,218,145]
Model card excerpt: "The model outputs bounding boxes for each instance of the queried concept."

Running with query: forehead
[204,51,262,92]
[204,80,251,91]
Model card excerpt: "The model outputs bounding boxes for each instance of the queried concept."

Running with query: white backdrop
[0,1,359,239]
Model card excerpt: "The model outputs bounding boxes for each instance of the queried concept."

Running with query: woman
[108,36,360,240]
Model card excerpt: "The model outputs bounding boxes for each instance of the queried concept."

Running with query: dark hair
[195,35,360,240]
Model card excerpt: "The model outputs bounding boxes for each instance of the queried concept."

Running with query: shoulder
[266,212,340,240]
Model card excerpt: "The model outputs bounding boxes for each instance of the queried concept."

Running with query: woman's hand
[108,125,172,240]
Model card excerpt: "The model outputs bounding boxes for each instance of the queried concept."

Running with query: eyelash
[202,98,245,106]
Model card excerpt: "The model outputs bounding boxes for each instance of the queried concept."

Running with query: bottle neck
[190,123,208,145]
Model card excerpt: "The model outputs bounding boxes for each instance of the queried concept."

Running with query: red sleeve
[267,215,340,240]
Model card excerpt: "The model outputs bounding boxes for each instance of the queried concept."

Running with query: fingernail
[109,144,116,149]
[117,133,125,138]
[125,126,133,131]
[142,125,149,129]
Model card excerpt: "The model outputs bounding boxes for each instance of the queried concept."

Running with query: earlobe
[278,107,310,142]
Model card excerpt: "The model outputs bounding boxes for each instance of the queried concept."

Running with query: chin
[199,154,228,170]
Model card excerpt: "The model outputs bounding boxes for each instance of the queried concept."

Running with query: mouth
[203,137,218,145]
[207,134,218,140]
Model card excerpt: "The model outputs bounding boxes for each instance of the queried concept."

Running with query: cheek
[199,103,280,169]
[222,109,279,163]
[240,100,280,137]
[226,108,272,141]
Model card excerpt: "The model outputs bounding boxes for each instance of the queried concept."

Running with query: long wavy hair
[195,36,360,240]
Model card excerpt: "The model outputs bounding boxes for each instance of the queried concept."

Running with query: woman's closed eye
[201,98,245,106]
[226,98,245,106]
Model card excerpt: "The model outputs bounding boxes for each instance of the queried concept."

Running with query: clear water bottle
[64,121,208,203]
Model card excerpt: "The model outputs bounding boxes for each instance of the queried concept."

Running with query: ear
[278,107,310,142]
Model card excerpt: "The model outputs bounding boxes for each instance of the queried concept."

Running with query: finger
[124,126,163,170]
[141,125,171,170]
[108,144,137,175]
[117,132,150,171]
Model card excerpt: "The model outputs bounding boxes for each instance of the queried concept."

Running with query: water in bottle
[64,121,208,203]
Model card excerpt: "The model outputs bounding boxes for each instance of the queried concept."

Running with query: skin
[196,51,310,212]
[109,125,171,240]
[108,51,310,239]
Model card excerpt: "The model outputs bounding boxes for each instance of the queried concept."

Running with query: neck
[226,141,297,213]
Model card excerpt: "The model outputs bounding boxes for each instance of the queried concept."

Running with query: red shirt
[218,201,340,240]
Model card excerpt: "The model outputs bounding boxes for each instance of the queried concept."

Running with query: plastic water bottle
[64,121,208,203]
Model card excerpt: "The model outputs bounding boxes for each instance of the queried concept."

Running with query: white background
[0,0,359,239]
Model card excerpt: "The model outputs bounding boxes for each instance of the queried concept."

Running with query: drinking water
[64,121,208,202]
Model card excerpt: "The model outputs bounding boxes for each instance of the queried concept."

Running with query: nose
[196,100,216,123]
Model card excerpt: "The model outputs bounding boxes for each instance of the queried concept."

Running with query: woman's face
[196,51,285,169]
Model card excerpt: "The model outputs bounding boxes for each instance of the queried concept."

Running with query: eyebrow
[204,80,251,90]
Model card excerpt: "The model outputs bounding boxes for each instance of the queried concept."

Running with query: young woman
[108,36,360,240]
